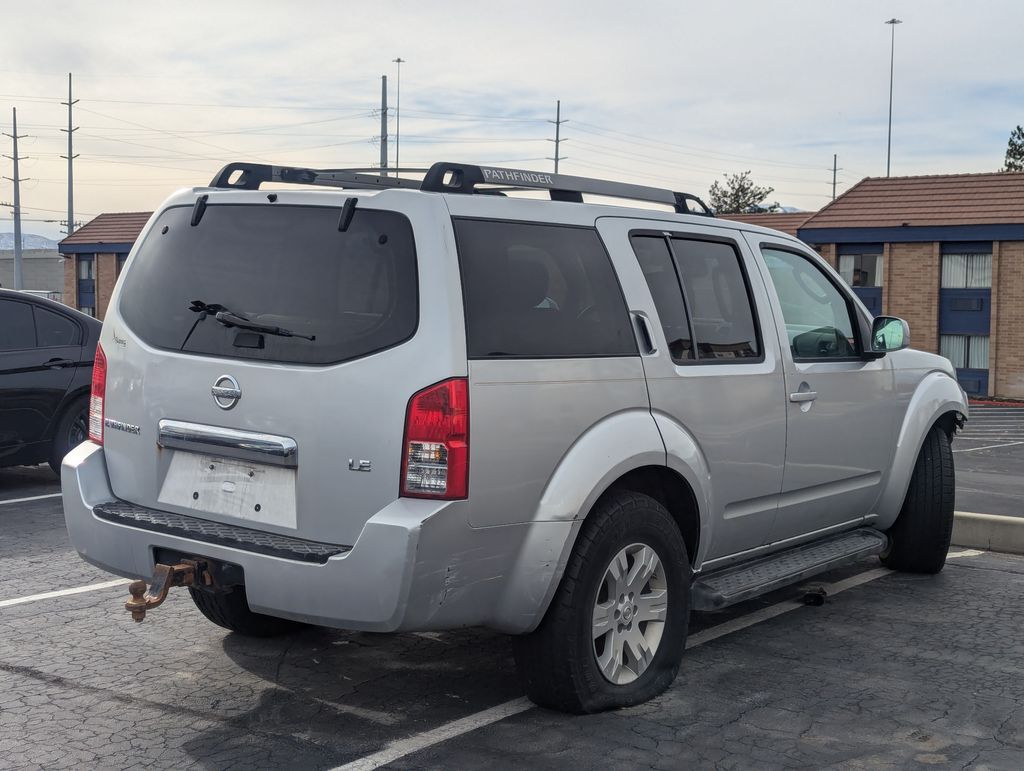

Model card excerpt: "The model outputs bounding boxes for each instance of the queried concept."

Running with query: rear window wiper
[213,310,316,341]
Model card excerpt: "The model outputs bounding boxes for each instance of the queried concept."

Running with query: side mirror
[869,316,910,354]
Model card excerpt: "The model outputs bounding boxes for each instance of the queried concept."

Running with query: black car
[0,289,102,473]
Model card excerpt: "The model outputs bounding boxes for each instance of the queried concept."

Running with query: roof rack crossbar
[420,162,713,216]
[209,163,426,191]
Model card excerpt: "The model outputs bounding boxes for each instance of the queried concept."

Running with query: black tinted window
[671,239,760,360]
[34,307,81,347]
[455,220,636,358]
[119,205,418,365]
[0,300,35,351]
[631,236,693,362]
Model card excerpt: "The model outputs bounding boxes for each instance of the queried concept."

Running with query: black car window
[0,300,36,351]
[455,219,637,358]
[670,238,761,361]
[34,307,81,347]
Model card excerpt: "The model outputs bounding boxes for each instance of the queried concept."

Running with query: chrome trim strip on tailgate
[157,419,298,467]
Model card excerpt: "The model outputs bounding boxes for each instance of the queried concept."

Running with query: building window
[76,255,96,315]
[838,254,883,288]
[941,334,989,370]
[117,253,128,275]
[941,253,991,288]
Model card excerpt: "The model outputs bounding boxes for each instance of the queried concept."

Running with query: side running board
[690,528,888,611]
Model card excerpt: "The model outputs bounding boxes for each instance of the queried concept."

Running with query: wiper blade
[214,310,316,341]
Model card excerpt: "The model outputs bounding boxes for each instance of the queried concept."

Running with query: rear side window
[631,236,693,361]
[671,239,760,360]
[119,204,418,365]
[455,219,636,358]
[0,300,35,351]
[34,307,81,347]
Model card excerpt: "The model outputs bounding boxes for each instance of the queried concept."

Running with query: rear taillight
[88,343,107,444]
[400,378,469,500]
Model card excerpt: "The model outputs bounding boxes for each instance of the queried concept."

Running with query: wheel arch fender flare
[875,371,967,529]
[490,408,711,634]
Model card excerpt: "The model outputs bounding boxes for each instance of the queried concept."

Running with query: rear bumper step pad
[93,500,350,564]
[691,528,888,611]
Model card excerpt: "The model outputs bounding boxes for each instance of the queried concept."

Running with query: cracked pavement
[2,465,1024,769]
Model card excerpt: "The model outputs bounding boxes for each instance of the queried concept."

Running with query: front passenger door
[750,238,899,543]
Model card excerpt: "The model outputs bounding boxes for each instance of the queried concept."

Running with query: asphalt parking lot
[954,404,1024,519]
[2,451,1024,770]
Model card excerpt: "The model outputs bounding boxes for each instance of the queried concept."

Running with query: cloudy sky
[2,0,1022,240]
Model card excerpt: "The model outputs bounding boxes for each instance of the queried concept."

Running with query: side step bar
[691,528,888,611]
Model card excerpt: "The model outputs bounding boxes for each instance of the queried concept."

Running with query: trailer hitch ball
[125,561,209,622]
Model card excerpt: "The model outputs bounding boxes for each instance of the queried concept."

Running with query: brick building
[58,212,151,319]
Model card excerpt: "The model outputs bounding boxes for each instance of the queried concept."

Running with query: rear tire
[49,395,89,475]
[189,586,303,637]
[881,425,955,574]
[512,491,690,714]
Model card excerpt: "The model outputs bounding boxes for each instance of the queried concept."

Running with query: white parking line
[954,441,1024,453]
[334,564,900,771]
[0,578,131,609]
[0,492,62,507]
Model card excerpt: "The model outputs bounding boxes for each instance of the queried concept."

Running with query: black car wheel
[49,395,90,474]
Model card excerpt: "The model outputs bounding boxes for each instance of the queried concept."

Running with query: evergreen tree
[1003,125,1024,172]
[707,171,780,214]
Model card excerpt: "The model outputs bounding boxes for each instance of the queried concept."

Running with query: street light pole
[885,18,902,177]
[392,57,405,176]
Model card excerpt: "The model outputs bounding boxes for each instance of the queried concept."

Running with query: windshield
[119,203,418,365]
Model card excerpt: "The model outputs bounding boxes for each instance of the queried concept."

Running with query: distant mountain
[0,233,59,250]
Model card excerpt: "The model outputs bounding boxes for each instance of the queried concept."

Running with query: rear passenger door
[597,218,788,563]
[0,298,79,454]
[747,234,899,542]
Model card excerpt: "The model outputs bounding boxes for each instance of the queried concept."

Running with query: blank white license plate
[158,452,297,529]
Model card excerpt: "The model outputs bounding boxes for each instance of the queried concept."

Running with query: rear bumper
[61,442,576,633]
[63,442,439,631]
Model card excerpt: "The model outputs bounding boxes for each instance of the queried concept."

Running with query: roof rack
[209,161,714,217]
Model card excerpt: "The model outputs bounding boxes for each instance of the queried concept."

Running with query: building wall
[0,249,65,294]
[886,242,940,355]
[96,253,119,319]
[993,241,1024,398]
[62,256,76,309]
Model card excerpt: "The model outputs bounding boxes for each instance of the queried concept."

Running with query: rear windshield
[119,204,417,365]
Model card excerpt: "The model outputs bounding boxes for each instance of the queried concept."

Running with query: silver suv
[62,162,967,713]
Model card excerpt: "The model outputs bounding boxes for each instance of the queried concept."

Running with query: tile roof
[715,211,812,237]
[801,172,1024,230]
[59,212,153,248]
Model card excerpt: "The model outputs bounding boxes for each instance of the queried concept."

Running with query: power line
[547,100,567,174]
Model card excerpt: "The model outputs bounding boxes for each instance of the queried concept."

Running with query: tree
[707,171,780,214]
[1003,125,1024,172]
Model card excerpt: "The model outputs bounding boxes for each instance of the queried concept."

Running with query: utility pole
[831,154,843,201]
[392,58,405,176]
[885,18,902,177]
[547,100,567,174]
[379,75,389,172]
[3,107,29,290]
[61,72,79,236]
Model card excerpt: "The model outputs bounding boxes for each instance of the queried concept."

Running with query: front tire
[513,491,690,714]
[881,425,955,573]
[189,586,303,637]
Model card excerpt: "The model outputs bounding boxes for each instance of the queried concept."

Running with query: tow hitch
[125,559,214,622]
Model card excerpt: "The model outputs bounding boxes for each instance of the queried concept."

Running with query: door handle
[789,391,818,403]
[632,312,657,355]
[44,358,74,369]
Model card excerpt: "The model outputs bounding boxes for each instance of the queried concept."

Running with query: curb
[952,511,1024,556]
